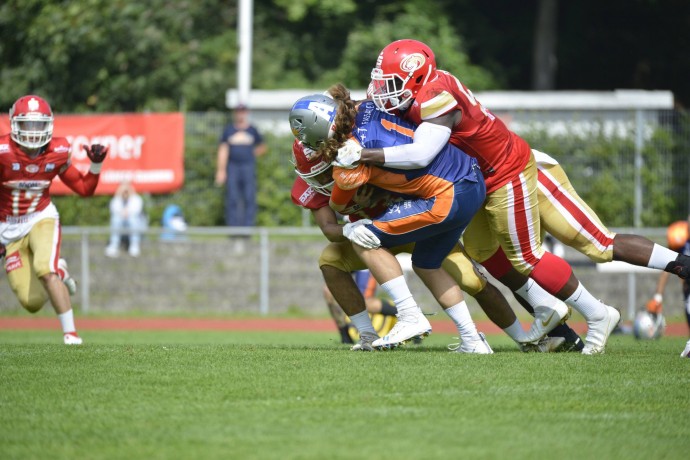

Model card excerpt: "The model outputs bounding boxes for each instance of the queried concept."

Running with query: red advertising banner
[0,112,185,195]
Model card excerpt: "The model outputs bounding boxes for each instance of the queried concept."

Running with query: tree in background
[1,0,688,227]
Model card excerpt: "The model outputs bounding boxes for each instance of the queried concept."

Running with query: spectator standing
[215,104,268,231]
[105,180,145,257]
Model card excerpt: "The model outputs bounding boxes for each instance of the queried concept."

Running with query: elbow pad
[382,122,451,169]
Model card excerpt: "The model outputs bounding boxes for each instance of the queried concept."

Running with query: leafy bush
[54,110,690,228]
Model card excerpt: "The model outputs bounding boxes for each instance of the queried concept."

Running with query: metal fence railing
[1,226,676,322]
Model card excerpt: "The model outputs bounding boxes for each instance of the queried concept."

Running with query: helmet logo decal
[399,53,426,73]
[28,98,40,112]
[302,146,319,161]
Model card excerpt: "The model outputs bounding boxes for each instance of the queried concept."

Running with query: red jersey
[404,70,531,193]
[290,177,396,222]
[0,135,99,221]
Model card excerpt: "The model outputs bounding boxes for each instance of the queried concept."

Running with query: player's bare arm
[312,206,347,242]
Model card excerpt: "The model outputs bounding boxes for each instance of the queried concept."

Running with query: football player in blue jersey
[291,86,492,351]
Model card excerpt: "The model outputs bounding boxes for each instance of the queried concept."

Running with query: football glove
[646,294,663,314]
[333,139,362,169]
[343,219,381,249]
[83,144,109,163]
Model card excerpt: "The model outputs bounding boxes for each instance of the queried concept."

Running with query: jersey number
[445,71,495,121]
[380,119,415,139]
[11,189,43,215]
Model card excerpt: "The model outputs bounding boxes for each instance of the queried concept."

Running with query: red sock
[481,247,514,279]
[530,252,572,295]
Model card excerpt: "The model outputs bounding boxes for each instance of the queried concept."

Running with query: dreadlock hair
[317,83,358,162]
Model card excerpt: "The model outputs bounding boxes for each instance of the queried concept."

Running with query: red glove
[82,144,109,163]
[646,295,663,314]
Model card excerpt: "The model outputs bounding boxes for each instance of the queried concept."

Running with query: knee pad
[15,288,48,313]
[318,242,366,273]
[441,246,487,297]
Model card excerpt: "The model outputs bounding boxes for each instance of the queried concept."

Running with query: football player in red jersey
[292,138,511,352]
[290,88,583,352]
[343,38,690,354]
[0,95,108,344]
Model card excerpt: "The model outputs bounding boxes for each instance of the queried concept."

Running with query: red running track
[0,316,688,336]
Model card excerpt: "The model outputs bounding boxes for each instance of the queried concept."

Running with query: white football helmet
[9,95,54,149]
[633,310,665,340]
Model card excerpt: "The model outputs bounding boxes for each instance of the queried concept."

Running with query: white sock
[444,301,479,340]
[380,276,418,315]
[648,244,680,269]
[565,282,607,322]
[349,311,377,335]
[516,279,560,312]
[503,319,527,343]
[58,309,77,334]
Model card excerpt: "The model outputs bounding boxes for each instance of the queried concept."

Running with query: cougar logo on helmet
[400,53,426,73]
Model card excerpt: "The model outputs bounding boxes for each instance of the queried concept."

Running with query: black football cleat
[665,254,690,279]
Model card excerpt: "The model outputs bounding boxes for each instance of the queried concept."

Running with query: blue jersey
[331,102,486,269]
[352,101,478,190]
[218,124,263,164]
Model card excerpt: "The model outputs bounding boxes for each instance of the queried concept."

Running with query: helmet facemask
[370,67,414,113]
[370,39,437,114]
[291,144,334,196]
[295,160,334,196]
[11,116,53,149]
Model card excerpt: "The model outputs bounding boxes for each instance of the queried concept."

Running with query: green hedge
[54,111,690,228]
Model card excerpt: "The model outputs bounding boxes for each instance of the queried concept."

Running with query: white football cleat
[681,339,690,358]
[351,332,379,352]
[58,258,77,296]
[448,332,494,354]
[371,310,431,350]
[63,332,83,345]
[522,302,571,343]
[519,336,566,353]
[582,306,621,355]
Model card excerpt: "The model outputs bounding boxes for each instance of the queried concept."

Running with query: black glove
[83,144,109,163]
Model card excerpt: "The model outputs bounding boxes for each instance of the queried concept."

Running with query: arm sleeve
[58,164,100,197]
[329,185,357,212]
[382,122,451,169]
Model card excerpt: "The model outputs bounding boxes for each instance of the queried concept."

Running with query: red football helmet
[291,139,334,196]
[369,39,437,113]
[9,95,54,149]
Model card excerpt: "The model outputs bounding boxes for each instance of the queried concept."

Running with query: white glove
[333,139,362,169]
[343,219,381,249]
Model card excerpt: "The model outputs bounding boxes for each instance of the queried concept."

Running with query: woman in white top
[105,180,144,257]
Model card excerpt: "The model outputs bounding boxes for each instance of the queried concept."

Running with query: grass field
[1,328,689,460]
